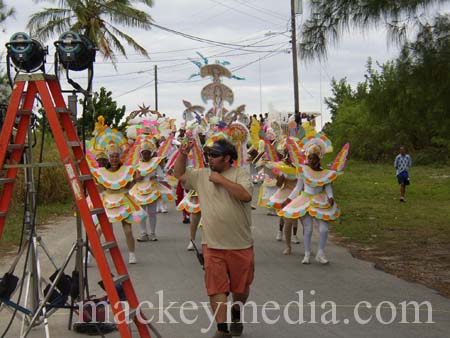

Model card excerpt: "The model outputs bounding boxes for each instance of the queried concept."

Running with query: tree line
[323,15,450,165]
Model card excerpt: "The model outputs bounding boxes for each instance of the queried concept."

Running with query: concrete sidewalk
[1,200,449,338]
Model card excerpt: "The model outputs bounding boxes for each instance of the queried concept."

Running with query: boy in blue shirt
[394,146,412,202]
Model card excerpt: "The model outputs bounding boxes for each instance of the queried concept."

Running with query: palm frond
[100,1,153,29]
[27,8,74,41]
[105,22,149,57]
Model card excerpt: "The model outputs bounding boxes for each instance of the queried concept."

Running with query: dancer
[177,190,201,250]
[279,135,349,264]
[92,144,147,264]
[130,141,169,242]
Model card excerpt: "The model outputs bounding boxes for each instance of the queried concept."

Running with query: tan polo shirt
[184,166,253,250]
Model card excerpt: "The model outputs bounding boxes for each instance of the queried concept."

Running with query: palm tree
[299,0,450,60]
[26,0,154,64]
[0,0,14,27]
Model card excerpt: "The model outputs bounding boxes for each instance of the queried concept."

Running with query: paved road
[1,197,449,338]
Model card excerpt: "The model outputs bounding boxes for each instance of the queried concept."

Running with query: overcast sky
[1,0,448,128]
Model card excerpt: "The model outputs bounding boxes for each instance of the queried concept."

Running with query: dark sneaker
[182,218,190,224]
[229,322,243,336]
[211,331,232,338]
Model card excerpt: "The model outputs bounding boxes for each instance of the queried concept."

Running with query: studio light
[54,31,96,71]
[6,32,47,73]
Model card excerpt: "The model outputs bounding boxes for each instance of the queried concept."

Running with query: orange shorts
[202,245,255,296]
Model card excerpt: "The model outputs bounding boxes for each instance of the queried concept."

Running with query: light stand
[0,31,97,337]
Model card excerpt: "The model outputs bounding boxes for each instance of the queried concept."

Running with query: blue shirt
[394,154,412,175]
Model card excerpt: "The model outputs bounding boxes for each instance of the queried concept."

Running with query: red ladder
[0,73,155,338]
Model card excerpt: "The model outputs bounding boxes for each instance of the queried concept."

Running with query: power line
[113,79,155,99]
[230,0,287,21]
[148,22,286,51]
[208,0,287,26]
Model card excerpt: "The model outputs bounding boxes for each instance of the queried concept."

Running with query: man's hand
[209,171,225,184]
[180,139,194,155]
[174,139,194,179]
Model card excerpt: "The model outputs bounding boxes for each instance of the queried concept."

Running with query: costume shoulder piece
[297,165,340,187]
[136,157,164,176]
[92,166,134,189]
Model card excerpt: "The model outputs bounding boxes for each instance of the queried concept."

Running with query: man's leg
[228,248,254,336]
[203,246,230,336]
[210,293,229,325]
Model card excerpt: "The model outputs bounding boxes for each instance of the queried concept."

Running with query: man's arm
[209,171,252,202]
[173,141,193,183]
[173,152,188,184]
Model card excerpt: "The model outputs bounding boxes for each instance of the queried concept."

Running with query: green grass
[0,201,72,251]
[331,160,450,247]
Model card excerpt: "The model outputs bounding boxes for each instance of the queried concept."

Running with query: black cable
[0,225,33,338]
[0,132,36,337]
[149,22,286,51]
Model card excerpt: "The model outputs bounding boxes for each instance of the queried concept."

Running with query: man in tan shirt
[174,138,254,338]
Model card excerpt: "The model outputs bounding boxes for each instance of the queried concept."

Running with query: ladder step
[0,178,16,184]
[17,109,32,116]
[8,144,24,150]
[55,107,70,114]
[113,274,129,285]
[90,208,105,215]
[78,174,93,182]
[101,241,117,250]
[0,212,7,217]
[67,141,81,148]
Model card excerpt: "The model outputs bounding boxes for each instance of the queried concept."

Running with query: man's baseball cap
[204,139,238,160]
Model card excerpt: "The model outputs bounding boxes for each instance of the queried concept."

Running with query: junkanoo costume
[176,137,203,250]
[91,159,147,225]
[129,140,176,241]
[87,118,147,227]
[277,133,350,264]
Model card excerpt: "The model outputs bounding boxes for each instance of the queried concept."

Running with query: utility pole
[154,65,158,113]
[291,0,300,123]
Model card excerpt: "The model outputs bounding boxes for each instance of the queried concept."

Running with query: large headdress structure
[301,133,333,159]
[187,52,246,122]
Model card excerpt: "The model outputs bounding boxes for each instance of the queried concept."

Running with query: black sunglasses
[207,152,223,158]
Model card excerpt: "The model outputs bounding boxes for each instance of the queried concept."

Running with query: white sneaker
[301,255,311,264]
[292,235,301,244]
[161,208,168,213]
[128,252,137,264]
[315,254,329,265]
[137,233,150,242]
[275,231,283,241]
[187,241,194,251]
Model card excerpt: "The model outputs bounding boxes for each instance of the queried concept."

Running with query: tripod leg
[33,237,51,338]
[21,242,77,338]
[36,237,58,270]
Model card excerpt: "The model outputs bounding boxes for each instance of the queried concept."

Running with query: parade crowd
[85,109,349,338]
